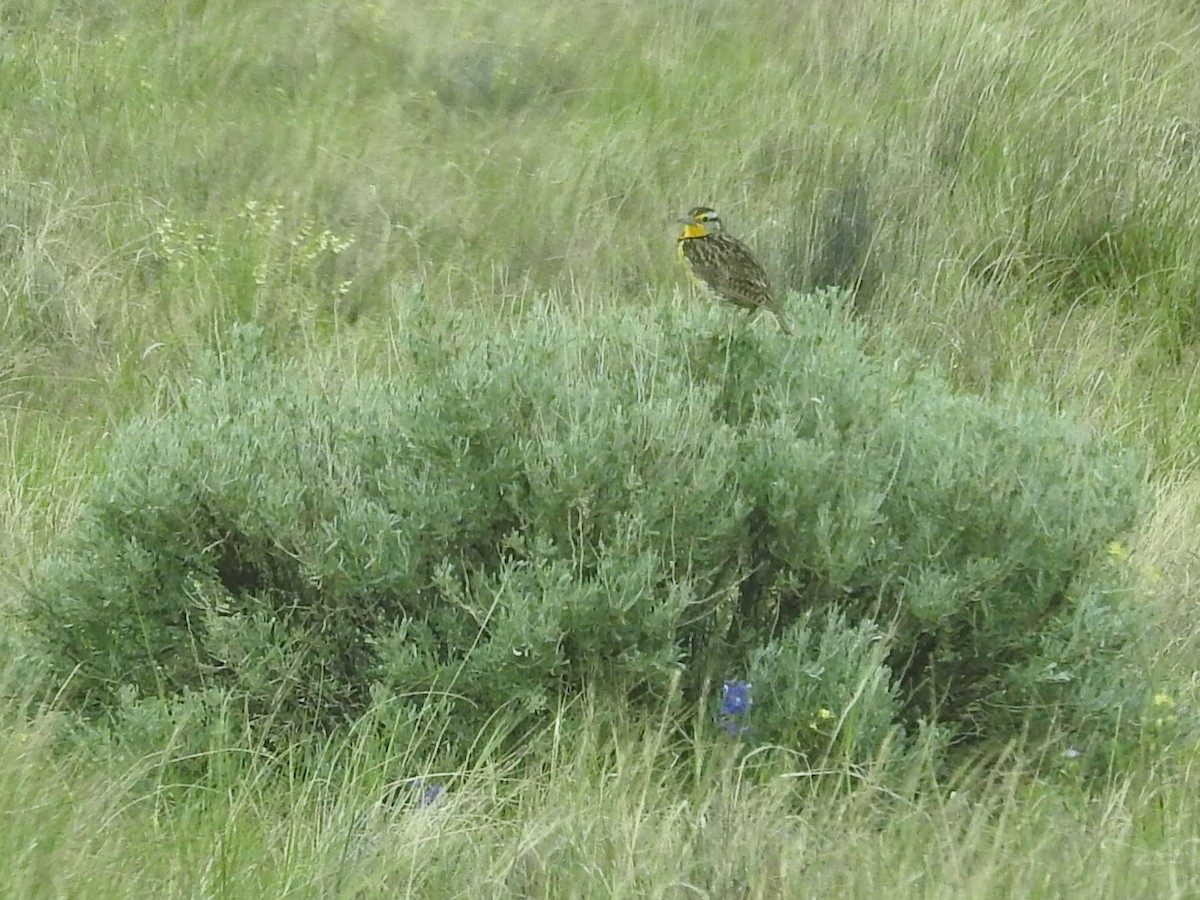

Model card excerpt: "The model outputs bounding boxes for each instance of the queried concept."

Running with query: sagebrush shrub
[24,294,1149,760]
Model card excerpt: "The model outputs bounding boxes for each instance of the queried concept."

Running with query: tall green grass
[0,690,1195,897]
[5,0,1200,894]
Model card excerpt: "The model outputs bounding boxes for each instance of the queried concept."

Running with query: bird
[676,206,792,334]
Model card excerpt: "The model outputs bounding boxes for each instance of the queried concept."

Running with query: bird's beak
[677,217,695,224]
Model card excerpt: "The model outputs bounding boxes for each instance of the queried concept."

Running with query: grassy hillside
[4,0,1200,895]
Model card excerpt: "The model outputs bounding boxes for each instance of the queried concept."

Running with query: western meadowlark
[676,206,792,334]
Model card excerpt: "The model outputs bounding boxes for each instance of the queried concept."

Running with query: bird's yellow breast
[677,238,708,290]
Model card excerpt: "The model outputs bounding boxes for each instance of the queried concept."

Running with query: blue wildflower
[396,777,446,809]
[717,679,753,737]
[420,782,445,807]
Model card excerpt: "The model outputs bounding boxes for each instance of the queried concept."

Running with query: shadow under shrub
[23,295,1150,762]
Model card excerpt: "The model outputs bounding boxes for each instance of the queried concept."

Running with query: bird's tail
[772,307,793,335]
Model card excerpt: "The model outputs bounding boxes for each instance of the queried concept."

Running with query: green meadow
[5,0,1200,895]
